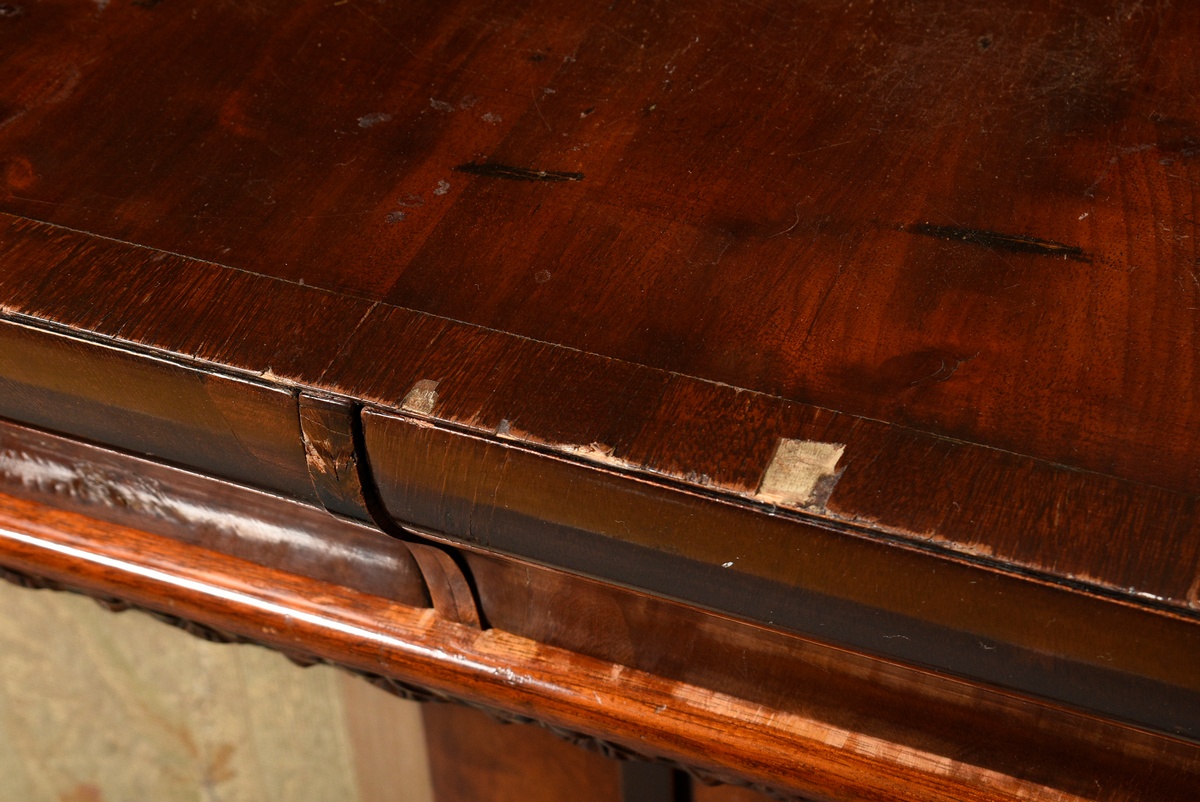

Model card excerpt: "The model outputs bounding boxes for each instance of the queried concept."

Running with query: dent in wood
[756,439,845,509]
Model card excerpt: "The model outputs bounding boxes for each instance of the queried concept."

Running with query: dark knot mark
[905,223,1089,262]
[454,162,584,182]
[0,4,23,17]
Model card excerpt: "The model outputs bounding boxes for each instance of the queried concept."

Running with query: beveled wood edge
[5,307,1200,743]
[6,416,1200,780]
[1,301,1197,625]
[368,414,1200,747]
[2,488,1183,802]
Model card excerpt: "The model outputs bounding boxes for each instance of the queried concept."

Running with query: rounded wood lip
[4,2,1200,795]
[2,484,1199,802]
[1,288,1197,623]
[4,312,1200,740]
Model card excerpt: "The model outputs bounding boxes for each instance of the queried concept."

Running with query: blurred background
[0,579,433,802]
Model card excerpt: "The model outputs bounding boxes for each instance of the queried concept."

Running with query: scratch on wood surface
[554,442,638,471]
[757,439,845,508]
[401,380,439,415]
[357,112,392,129]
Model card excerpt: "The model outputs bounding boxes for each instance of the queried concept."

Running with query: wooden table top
[2,0,1199,764]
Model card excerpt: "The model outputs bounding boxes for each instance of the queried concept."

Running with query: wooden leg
[422,704,621,802]
[692,783,777,802]
[339,673,434,802]
[619,762,691,802]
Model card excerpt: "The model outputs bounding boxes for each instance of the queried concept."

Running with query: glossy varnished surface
[0,0,1196,606]
[0,418,430,607]
[1,0,1197,487]
[3,465,1200,801]
[1,0,1199,768]
[4,273,1200,738]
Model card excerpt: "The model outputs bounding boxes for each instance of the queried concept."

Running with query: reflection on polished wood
[2,420,1198,801]
[2,0,1199,799]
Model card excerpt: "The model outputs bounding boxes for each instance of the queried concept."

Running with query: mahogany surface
[422,705,620,802]
[2,0,1198,486]
[1,0,1199,798]
[2,431,1200,801]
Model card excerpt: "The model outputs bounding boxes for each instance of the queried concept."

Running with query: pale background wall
[0,579,434,802]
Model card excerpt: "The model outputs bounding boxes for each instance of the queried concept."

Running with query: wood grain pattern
[5,418,1194,801]
[368,409,1200,739]
[2,474,1200,801]
[0,0,1195,594]
[0,418,431,609]
[2,1,1199,795]
[0,114,1197,637]
[422,704,619,802]
[0,315,317,504]
[4,222,1200,739]
[1,0,1196,488]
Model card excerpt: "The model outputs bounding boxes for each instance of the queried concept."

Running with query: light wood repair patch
[757,438,845,508]
[401,380,439,415]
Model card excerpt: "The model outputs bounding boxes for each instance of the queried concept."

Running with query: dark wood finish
[407,541,483,628]
[2,425,1200,801]
[619,763,688,802]
[693,786,776,802]
[299,393,373,523]
[2,0,1199,798]
[3,0,1197,493]
[368,408,1200,738]
[423,704,619,802]
[0,418,430,608]
[5,216,1199,738]
[4,486,1200,801]
[8,239,1199,628]
[0,316,316,503]
[3,0,1198,474]
[1,0,1197,619]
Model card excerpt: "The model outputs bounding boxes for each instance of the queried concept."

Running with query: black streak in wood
[454,162,584,182]
[906,223,1090,262]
